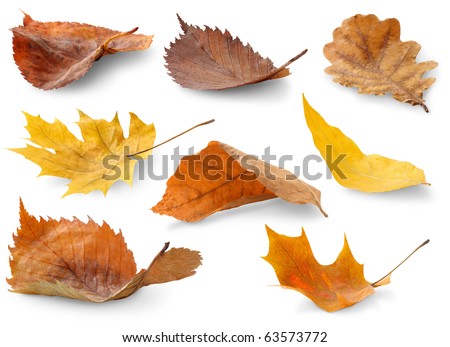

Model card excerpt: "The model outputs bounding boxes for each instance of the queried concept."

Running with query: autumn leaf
[152,141,326,222]
[165,15,307,90]
[303,95,427,192]
[11,13,153,90]
[8,200,201,302]
[263,225,429,312]
[11,110,156,196]
[324,14,437,112]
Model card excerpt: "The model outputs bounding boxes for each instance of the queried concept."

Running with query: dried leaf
[11,111,155,196]
[152,141,326,222]
[165,15,307,90]
[263,225,429,312]
[324,14,437,112]
[8,200,201,302]
[303,95,427,192]
[11,13,153,90]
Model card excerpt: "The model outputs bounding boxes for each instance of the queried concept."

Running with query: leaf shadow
[288,287,396,315]
[47,49,155,95]
[340,184,433,203]
[12,283,169,310]
[331,288,396,316]
[164,198,326,231]
[179,78,292,104]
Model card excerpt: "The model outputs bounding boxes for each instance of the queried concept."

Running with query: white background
[0,0,448,346]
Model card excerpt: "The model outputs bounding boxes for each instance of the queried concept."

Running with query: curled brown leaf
[11,13,153,90]
[152,141,326,222]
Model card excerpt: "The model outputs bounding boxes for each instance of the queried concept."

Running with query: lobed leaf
[323,14,437,112]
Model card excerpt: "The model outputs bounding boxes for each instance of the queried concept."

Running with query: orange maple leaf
[263,225,428,312]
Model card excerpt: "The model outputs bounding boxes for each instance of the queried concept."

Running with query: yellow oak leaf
[303,95,427,192]
[11,111,155,196]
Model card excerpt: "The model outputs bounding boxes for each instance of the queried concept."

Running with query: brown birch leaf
[152,141,326,222]
[324,14,437,112]
[11,13,153,90]
[7,200,201,302]
[165,15,307,90]
[263,225,429,312]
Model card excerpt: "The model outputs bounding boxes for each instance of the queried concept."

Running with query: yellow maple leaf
[303,95,427,192]
[12,110,155,196]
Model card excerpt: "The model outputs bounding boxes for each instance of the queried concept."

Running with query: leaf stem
[371,239,429,287]
[127,119,215,157]
[99,27,139,57]
[279,49,308,70]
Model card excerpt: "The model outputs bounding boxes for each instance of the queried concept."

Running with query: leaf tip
[342,233,350,248]
[76,109,88,119]
[302,93,309,106]
[265,224,275,236]
[18,197,25,212]
[176,14,188,32]
[20,10,32,25]
[60,191,71,199]
[299,226,308,240]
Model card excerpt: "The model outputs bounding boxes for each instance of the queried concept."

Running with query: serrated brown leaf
[165,15,307,90]
[11,13,153,90]
[8,200,201,302]
[263,225,428,312]
[152,141,326,222]
[324,14,437,112]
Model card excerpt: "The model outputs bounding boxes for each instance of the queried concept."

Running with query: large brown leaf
[324,14,437,112]
[152,141,326,222]
[165,15,307,90]
[11,13,153,90]
[8,200,201,302]
[263,225,429,312]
